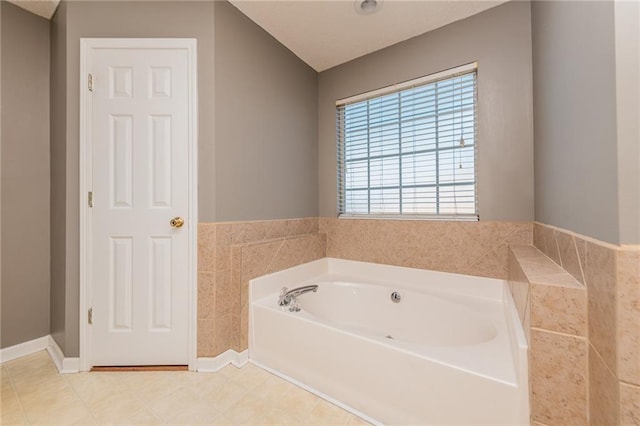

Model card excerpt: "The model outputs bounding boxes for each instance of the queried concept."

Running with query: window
[336,63,478,220]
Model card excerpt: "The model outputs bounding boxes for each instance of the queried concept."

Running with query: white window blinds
[336,64,478,220]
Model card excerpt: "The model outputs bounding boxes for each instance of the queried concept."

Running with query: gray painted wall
[318,1,534,220]
[50,0,67,353]
[214,1,318,221]
[614,1,640,245]
[531,1,620,244]
[1,2,51,349]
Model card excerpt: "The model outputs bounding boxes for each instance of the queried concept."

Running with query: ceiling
[7,0,60,19]
[8,0,507,72]
[228,0,508,71]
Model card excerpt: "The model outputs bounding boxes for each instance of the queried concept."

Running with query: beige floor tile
[5,351,57,380]
[0,407,29,425]
[344,412,373,425]
[183,371,231,396]
[148,385,205,421]
[260,406,309,425]
[1,383,19,404]
[163,397,221,425]
[1,390,28,426]
[217,364,241,379]
[92,408,164,425]
[278,385,322,417]
[2,378,15,397]
[21,388,92,425]
[66,373,134,413]
[65,371,127,394]
[304,399,350,425]
[5,350,50,368]
[257,374,300,403]
[212,392,271,425]
[1,364,12,387]
[71,413,98,425]
[84,387,143,417]
[229,363,274,391]
[200,378,250,413]
[3,352,357,426]
[12,371,69,401]
[121,372,187,404]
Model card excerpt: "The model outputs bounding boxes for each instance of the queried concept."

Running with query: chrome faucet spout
[278,284,319,308]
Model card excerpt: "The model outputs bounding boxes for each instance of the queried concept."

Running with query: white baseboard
[0,335,50,363]
[197,350,248,372]
[46,336,79,374]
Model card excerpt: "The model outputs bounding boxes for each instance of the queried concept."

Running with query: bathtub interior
[249,257,530,425]
[295,281,500,346]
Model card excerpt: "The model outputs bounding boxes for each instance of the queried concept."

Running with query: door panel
[90,47,191,366]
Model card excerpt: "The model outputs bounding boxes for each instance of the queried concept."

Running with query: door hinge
[88,191,93,207]
[88,308,93,325]
[88,74,93,92]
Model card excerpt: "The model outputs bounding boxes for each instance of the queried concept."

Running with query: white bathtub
[249,258,529,425]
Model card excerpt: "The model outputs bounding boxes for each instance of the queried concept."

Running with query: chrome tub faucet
[278,285,319,312]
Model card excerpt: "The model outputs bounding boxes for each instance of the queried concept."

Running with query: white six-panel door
[81,39,197,367]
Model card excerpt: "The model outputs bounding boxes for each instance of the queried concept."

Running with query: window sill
[337,214,480,222]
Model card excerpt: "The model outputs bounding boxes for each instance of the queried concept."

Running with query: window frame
[336,62,479,221]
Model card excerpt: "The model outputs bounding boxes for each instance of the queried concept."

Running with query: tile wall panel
[196,218,323,357]
[617,249,640,385]
[533,222,640,423]
[530,329,588,425]
[509,244,588,424]
[620,382,640,425]
[589,344,620,426]
[321,218,532,280]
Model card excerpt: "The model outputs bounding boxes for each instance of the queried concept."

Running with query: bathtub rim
[250,257,507,304]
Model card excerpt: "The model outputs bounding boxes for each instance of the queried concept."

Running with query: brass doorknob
[169,217,185,228]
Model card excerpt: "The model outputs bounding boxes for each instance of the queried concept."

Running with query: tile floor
[1,351,369,425]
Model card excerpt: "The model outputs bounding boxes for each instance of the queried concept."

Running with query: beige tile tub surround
[533,223,640,424]
[589,344,620,426]
[320,218,532,280]
[620,382,640,425]
[508,244,588,425]
[507,245,587,339]
[530,329,588,425]
[237,234,326,351]
[618,248,640,385]
[584,240,618,376]
[198,217,533,359]
[197,218,326,357]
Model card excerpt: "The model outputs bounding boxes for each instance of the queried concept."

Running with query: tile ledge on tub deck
[529,273,583,289]
[509,245,584,289]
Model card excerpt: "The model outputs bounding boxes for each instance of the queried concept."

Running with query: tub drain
[385,335,394,339]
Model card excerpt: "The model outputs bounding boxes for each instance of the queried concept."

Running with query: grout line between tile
[263,239,286,275]
[4,361,30,425]
[619,380,640,389]
[530,327,587,340]
[589,341,618,382]
[62,373,99,425]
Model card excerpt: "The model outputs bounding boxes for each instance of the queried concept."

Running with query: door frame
[79,38,198,371]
